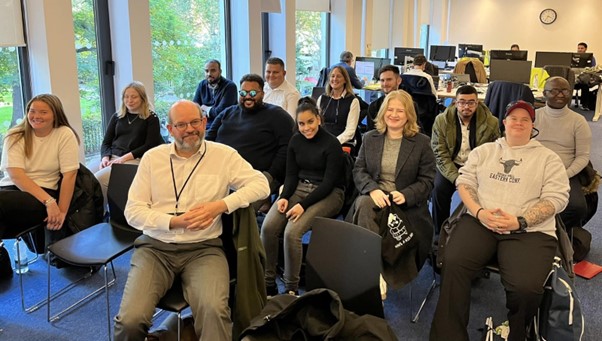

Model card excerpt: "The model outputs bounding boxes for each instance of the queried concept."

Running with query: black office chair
[46,164,141,339]
[400,74,438,137]
[305,217,384,317]
[484,80,535,132]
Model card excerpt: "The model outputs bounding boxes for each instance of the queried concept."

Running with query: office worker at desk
[575,42,597,110]
[510,44,520,51]
[330,51,364,89]
[431,85,500,234]
[404,55,438,99]
[535,76,591,232]
[366,64,402,131]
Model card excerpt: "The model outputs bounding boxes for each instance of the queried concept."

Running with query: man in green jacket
[431,85,500,234]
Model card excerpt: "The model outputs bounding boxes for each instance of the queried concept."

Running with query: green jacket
[431,103,500,183]
[228,206,267,339]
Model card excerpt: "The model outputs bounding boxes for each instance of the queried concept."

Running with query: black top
[319,95,355,138]
[100,111,163,159]
[192,76,238,123]
[280,127,345,209]
[205,103,295,183]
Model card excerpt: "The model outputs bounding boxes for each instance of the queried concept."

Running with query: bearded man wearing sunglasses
[207,74,295,210]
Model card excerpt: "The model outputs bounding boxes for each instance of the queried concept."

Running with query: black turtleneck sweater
[205,103,295,183]
[280,127,345,209]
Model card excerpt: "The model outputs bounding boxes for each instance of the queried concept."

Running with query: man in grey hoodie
[430,101,570,341]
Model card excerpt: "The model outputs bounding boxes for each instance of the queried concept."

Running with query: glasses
[456,100,477,108]
[239,90,261,98]
[545,88,571,96]
[172,119,203,131]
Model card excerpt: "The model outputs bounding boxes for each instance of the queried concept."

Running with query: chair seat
[48,223,140,266]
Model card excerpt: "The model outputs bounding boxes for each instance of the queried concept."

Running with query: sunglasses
[239,90,261,98]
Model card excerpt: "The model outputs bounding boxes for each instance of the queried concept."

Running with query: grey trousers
[261,182,344,291]
[113,235,231,341]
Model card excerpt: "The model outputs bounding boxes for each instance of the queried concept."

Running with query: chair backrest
[484,80,535,132]
[542,65,575,91]
[315,67,330,88]
[306,217,384,317]
[107,164,139,231]
[311,86,325,100]
[401,74,434,96]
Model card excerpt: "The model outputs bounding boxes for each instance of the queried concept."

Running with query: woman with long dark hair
[261,97,345,296]
[0,94,80,275]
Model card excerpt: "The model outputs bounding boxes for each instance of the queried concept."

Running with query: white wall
[357,0,600,61]
[433,0,601,61]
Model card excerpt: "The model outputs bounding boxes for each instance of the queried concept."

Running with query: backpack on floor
[535,257,585,341]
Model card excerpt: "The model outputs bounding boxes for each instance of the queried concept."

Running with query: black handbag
[379,194,419,266]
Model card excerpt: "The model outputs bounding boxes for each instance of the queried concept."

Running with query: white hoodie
[457,138,570,237]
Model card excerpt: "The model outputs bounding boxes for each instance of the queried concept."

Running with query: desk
[437,83,488,100]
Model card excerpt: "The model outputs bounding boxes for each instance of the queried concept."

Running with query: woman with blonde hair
[1,94,80,275]
[349,90,435,289]
[316,66,360,145]
[95,81,163,207]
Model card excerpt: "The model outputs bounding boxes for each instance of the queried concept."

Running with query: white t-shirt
[0,126,80,190]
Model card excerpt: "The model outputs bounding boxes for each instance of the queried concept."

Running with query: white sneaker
[379,274,387,301]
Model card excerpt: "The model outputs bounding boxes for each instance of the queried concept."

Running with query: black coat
[239,288,398,340]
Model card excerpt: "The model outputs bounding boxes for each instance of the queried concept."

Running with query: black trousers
[431,168,457,235]
[430,214,556,341]
[560,176,588,232]
[0,186,57,239]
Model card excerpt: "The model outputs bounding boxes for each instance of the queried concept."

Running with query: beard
[238,98,263,114]
[174,131,204,153]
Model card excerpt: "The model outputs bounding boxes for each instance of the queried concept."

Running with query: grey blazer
[352,129,436,287]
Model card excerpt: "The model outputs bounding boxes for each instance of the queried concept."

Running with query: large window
[72,0,107,162]
[0,47,27,174]
[295,11,329,96]
[149,0,227,123]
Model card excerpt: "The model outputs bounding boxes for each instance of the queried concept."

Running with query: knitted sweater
[534,105,591,178]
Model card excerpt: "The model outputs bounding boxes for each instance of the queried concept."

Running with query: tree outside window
[295,11,328,97]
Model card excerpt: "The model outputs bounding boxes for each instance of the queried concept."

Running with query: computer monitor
[571,53,594,68]
[490,50,528,61]
[489,59,533,84]
[393,47,424,66]
[458,44,483,58]
[534,51,572,68]
[354,57,389,82]
[429,45,456,62]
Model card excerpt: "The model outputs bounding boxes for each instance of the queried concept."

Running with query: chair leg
[16,234,46,312]
[104,264,111,341]
[410,256,439,323]
[177,311,181,341]
[47,256,117,322]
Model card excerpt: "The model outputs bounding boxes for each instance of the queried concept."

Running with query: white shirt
[0,126,80,189]
[263,79,301,120]
[453,115,471,166]
[124,141,270,243]
[404,68,438,99]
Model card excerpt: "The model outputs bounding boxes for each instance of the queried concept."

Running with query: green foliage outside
[150,0,224,123]
[295,11,324,97]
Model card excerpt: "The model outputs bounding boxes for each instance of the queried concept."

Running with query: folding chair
[46,164,141,339]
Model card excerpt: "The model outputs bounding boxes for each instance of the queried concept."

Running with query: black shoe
[266,284,279,297]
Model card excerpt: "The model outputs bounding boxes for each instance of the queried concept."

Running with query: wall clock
[540,8,557,25]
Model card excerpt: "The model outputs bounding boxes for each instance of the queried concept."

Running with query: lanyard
[169,142,207,214]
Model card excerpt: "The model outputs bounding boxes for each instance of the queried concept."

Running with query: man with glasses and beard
[192,59,238,128]
[207,74,295,210]
[535,76,591,232]
[430,85,499,234]
[113,100,269,340]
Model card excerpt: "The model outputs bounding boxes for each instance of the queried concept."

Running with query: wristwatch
[512,216,528,234]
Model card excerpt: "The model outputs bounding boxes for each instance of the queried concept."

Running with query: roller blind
[0,0,26,47]
[297,0,330,12]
